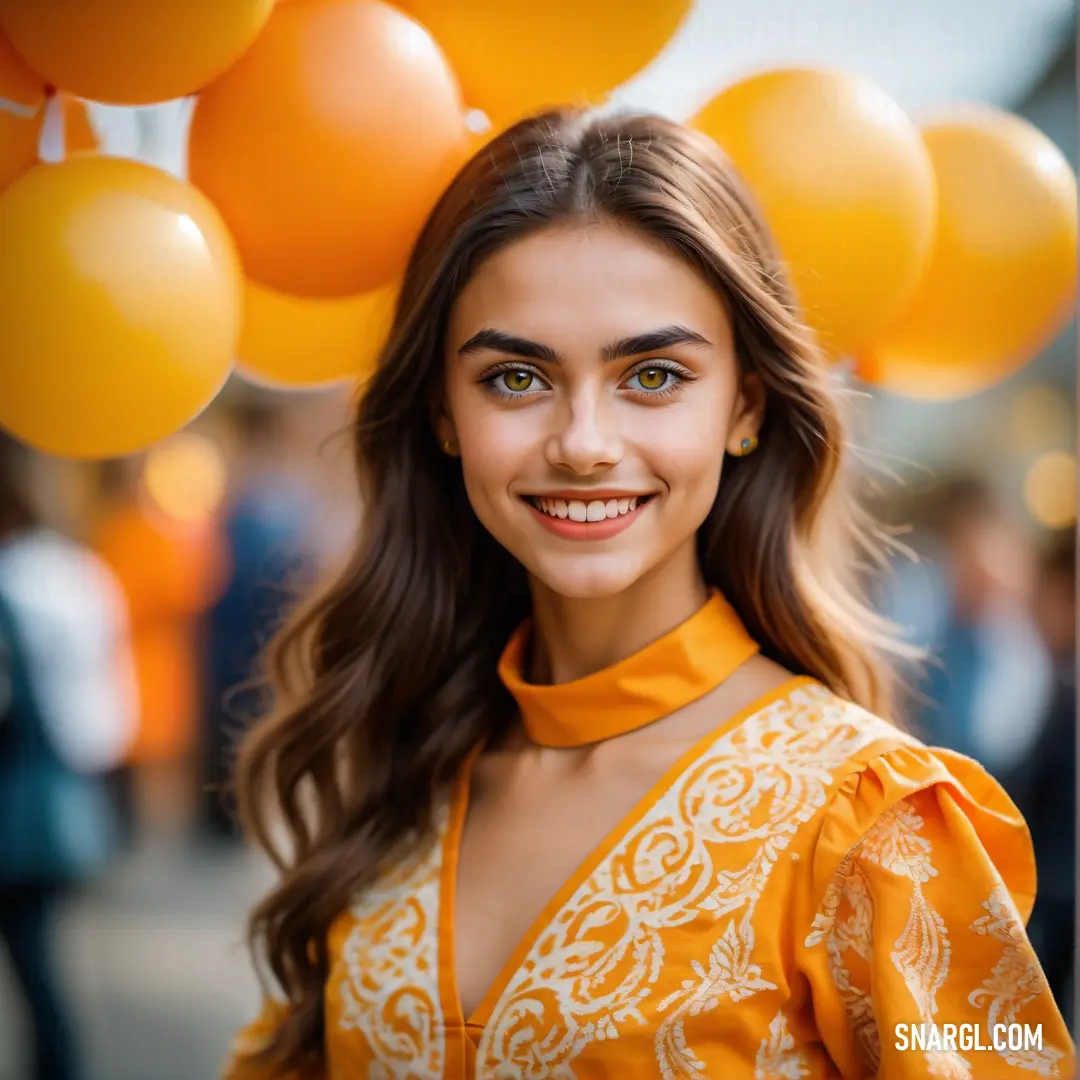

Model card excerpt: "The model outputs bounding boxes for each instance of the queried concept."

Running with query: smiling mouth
[523,494,655,522]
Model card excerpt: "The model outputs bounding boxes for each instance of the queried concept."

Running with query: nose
[546,385,622,475]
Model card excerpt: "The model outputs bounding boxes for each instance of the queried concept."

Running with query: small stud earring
[441,438,457,456]
[735,435,759,456]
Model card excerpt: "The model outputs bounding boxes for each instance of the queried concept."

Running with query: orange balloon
[856,108,1078,400]
[0,29,46,194]
[0,103,40,194]
[692,69,937,359]
[0,0,274,105]
[0,156,242,460]
[238,280,399,389]
[395,0,690,128]
[0,27,45,110]
[189,0,469,299]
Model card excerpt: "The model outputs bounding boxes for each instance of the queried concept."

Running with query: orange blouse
[221,678,1074,1078]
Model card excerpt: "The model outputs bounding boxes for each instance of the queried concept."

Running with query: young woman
[220,110,1074,1079]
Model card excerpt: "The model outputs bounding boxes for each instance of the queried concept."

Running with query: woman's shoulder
[722,674,918,768]
[725,677,1025,863]
[762,681,1037,924]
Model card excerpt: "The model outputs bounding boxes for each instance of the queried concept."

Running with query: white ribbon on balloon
[37,92,65,163]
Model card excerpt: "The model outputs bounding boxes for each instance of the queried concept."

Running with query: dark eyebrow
[601,325,713,362]
[458,328,560,364]
[457,324,712,365]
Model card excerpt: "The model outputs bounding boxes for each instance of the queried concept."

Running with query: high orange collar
[497,592,760,748]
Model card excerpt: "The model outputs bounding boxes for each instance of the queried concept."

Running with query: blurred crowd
[0,382,1075,1080]
[879,477,1076,1015]
[0,384,357,1080]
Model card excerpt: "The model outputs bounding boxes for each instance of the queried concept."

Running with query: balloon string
[38,93,65,163]
[0,96,38,120]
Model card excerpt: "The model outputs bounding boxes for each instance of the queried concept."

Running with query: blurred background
[0,1,1075,1078]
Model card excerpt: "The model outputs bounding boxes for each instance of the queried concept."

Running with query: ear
[725,371,766,456]
[429,385,459,455]
[432,403,459,456]
[435,415,459,454]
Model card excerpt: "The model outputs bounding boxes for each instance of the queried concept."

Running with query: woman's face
[441,222,764,600]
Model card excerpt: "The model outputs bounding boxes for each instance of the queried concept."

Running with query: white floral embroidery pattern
[819,859,880,1072]
[335,816,447,1080]
[969,886,1065,1076]
[755,1010,810,1079]
[924,1051,974,1079]
[860,801,951,1021]
[805,799,963,1077]
[475,685,909,1079]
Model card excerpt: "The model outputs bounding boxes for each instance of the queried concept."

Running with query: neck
[527,542,709,685]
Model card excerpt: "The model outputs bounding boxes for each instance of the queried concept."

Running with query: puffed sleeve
[796,745,1075,1079]
[219,998,314,1080]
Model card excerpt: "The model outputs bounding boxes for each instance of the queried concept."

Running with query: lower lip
[524,498,651,541]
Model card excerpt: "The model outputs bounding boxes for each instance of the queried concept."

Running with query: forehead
[447,223,733,351]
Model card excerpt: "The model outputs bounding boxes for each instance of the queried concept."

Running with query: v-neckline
[437,675,815,1034]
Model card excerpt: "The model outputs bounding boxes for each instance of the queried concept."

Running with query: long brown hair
[233,107,907,1074]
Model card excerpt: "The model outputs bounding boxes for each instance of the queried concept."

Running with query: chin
[526,550,650,601]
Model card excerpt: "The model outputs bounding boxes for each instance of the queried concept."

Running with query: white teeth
[533,496,649,521]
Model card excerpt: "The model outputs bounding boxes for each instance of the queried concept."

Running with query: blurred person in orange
[0,434,138,1080]
[1009,532,1076,1026]
[218,111,1072,1078]
[93,453,228,844]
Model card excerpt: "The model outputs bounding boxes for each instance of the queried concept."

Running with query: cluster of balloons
[0,0,1074,461]
[690,70,1077,393]
[0,0,692,458]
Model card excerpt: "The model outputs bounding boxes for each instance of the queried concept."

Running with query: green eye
[502,370,534,392]
[634,367,669,391]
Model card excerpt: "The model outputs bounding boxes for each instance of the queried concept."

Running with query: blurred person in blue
[200,398,316,843]
[0,434,138,1080]
[882,476,1053,776]
[1009,532,1076,1025]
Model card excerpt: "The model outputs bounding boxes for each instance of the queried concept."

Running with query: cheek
[638,407,728,492]
[448,386,540,508]
[458,405,538,477]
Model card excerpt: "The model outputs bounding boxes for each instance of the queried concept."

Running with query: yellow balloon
[395,0,690,128]
[692,69,937,360]
[856,108,1078,400]
[0,0,275,105]
[238,280,399,389]
[0,156,242,460]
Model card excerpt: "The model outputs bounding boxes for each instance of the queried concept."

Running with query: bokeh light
[141,432,228,524]
[1023,450,1077,529]
[1008,384,1075,452]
